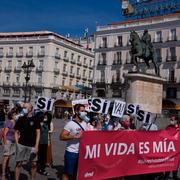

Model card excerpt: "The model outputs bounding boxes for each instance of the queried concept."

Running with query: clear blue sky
[0,0,122,37]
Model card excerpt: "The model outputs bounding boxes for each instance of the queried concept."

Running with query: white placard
[112,100,126,118]
[89,98,110,114]
[72,99,90,112]
[35,96,55,111]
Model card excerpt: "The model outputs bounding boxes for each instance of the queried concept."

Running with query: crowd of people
[0,102,54,180]
[0,102,179,180]
[60,104,180,180]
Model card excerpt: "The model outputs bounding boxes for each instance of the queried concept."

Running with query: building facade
[93,12,180,113]
[0,31,94,107]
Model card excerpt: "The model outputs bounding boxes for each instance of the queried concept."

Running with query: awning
[162,99,180,110]
[59,85,80,92]
[54,99,72,108]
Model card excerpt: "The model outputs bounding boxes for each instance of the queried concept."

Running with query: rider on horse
[141,29,153,58]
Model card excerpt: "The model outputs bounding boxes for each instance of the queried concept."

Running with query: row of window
[1,71,92,86]
[97,47,177,65]
[0,47,93,67]
[99,29,177,48]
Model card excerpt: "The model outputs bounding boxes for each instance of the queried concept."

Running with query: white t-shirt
[64,120,87,153]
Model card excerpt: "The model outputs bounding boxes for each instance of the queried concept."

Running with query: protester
[46,112,54,167]
[14,103,40,180]
[37,112,50,176]
[164,115,180,180]
[2,110,16,180]
[0,107,6,144]
[120,115,132,130]
[59,104,87,180]
[113,119,122,130]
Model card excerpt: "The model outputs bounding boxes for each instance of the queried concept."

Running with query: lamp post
[22,59,35,102]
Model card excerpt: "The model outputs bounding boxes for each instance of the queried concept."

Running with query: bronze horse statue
[129,30,160,76]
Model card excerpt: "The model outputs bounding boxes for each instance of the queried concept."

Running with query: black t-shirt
[14,115,40,147]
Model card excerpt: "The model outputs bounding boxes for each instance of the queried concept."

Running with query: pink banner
[78,129,180,180]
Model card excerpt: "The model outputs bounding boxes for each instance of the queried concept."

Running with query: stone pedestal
[125,73,165,114]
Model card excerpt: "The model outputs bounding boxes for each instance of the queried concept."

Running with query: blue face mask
[79,112,90,122]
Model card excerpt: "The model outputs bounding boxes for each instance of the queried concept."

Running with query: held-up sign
[112,100,126,118]
[126,103,153,124]
[35,96,55,111]
[88,98,111,114]
[72,99,90,112]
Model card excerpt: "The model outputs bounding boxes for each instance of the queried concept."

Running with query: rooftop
[97,12,180,31]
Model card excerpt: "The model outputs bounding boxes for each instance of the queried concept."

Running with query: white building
[0,31,94,108]
[93,12,180,113]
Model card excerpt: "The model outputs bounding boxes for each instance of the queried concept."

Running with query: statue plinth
[125,73,165,114]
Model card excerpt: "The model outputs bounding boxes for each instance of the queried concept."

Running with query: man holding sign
[59,104,88,180]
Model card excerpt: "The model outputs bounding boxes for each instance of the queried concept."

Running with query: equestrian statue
[129,30,160,76]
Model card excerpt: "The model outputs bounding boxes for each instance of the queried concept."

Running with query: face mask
[44,118,48,122]
[79,112,90,122]
[22,108,28,115]
[170,120,177,125]
[123,121,130,129]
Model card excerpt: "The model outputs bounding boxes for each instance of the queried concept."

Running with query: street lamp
[22,59,35,102]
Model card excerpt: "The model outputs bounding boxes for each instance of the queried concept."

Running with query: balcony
[16,52,23,57]
[114,42,123,47]
[69,72,75,78]
[165,77,177,84]
[36,66,43,72]
[6,52,13,57]
[63,57,69,62]
[55,53,61,59]
[50,83,59,89]
[96,79,106,88]
[62,71,68,76]
[14,66,22,73]
[166,56,177,62]
[111,80,122,88]
[167,36,177,41]
[3,82,11,87]
[3,90,10,97]
[4,66,12,72]
[38,51,45,57]
[13,82,21,87]
[32,82,44,88]
[153,38,163,43]
[82,76,87,81]
[54,68,60,74]
[76,74,81,79]
[13,92,20,97]
[97,61,107,66]
[26,51,33,57]
[83,63,88,68]
[112,60,122,66]
[70,59,76,64]
[77,61,82,66]
[99,44,107,49]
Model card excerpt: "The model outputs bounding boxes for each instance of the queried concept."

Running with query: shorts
[16,143,37,162]
[64,151,79,177]
[3,141,15,156]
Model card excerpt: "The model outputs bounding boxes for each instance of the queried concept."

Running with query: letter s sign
[35,96,55,111]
